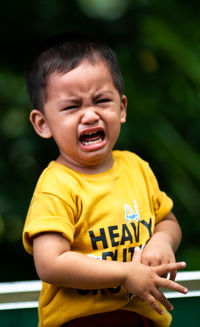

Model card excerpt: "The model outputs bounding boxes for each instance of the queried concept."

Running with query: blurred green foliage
[0,0,200,281]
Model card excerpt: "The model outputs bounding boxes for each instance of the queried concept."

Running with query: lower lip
[79,138,106,152]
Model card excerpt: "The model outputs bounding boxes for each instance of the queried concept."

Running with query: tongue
[81,131,103,143]
[83,134,100,142]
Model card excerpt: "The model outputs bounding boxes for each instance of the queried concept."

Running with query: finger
[154,261,186,276]
[152,288,174,312]
[132,247,142,263]
[149,257,162,267]
[157,277,188,295]
[143,293,164,315]
[141,256,151,266]
[169,269,177,281]
[141,253,161,267]
[161,274,168,279]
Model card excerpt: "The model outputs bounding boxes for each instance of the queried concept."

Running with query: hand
[142,236,177,281]
[123,247,187,315]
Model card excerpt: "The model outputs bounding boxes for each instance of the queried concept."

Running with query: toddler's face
[31,59,127,173]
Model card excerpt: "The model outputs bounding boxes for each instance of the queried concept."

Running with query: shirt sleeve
[23,193,76,255]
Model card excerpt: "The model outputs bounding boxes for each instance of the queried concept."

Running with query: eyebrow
[57,98,79,106]
[57,91,114,107]
[95,90,113,98]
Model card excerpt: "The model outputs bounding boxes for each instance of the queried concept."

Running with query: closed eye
[96,98,111,104]
[62,105,79,110]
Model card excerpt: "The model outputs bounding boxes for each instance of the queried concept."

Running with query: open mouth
[79,130,105,146]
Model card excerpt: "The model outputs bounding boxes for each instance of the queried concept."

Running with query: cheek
[51,125,73,146]
[107,117,121,141]
[109,111,123,128]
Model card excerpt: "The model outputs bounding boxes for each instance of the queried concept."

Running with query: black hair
[25,31,124,111]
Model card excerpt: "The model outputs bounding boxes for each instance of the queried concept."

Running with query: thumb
[132,246,142,263]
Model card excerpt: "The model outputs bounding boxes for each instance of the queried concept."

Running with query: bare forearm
[153,212,182,252]
[33,233,128,289]
[42,250,126,289]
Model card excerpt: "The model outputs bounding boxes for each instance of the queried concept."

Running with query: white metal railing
[0,271,200,310]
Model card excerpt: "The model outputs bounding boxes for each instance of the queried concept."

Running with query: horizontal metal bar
[1,271,199,294]
[0,280,42,294]
[165,290,200,299]
[175,271,200,281]
[0,301,38,310]
[0,271,199,310]
[0,290,200,311]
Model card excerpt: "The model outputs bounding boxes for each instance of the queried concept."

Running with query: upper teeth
[83,131,98,136]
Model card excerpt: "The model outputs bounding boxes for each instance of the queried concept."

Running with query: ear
[30,109,52,139]
[120,95,127,123]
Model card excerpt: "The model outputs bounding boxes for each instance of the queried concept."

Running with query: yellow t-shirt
[23,150,173,327]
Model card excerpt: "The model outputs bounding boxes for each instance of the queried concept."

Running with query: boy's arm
[33,232,187,315]
[142,212,182,280]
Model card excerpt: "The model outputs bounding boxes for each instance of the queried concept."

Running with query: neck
[56,154,114,175]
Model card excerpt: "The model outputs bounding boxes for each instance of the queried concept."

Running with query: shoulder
[113,150,149,170]
[34,161,79,197]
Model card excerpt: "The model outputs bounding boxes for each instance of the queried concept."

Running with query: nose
[81,107,100,124]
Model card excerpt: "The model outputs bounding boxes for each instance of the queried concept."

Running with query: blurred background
[0,0,200,282]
